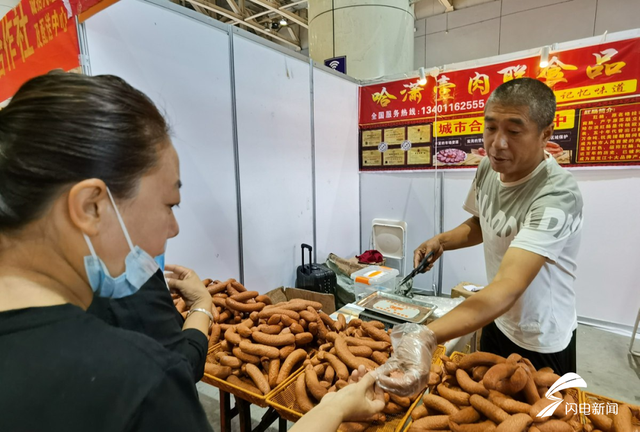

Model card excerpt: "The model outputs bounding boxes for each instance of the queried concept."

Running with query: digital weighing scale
[355,291,437,330]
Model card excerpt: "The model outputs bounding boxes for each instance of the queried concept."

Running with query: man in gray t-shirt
[417,78,583,375]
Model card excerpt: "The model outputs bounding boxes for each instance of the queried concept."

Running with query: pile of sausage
[412,351,603,432]
[294,317,418,432]
[582,397,640,432]
[204,278,274,346]
[175,284,640,432]
[173,278,271,348]
[172,277,268,328]
[192,279,344,397]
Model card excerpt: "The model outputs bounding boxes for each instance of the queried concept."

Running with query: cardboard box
[450,281,483,299]
[265,287,336,315]
[450,282,484,351]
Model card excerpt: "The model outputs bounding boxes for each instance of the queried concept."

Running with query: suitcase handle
[301,243,313,274]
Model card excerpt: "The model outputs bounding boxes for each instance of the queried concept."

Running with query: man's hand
[413,217,483,274]
[375,324,436,397]
[413,237,444,273]
[164,264,211,310]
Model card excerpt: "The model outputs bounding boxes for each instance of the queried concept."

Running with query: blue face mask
[153,249,171,291]
[83,187,161,299]
[154,253,165,272]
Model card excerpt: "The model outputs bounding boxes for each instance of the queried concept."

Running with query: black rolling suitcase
[295,243,336,297]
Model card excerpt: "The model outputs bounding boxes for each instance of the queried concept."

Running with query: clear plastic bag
[374,323,436,397]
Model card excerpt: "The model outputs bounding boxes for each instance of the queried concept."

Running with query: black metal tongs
[397,251,434,297]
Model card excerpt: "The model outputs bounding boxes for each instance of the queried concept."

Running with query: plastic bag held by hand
[374,323,436,397]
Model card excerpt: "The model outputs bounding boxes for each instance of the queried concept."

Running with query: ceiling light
[418,67,427,86]
[539,45,550,68]
[279,18,288,26]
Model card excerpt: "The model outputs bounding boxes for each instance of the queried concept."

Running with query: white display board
[233,34,314,293]
[360,172,438,293]
[313,68,360,263]
[441,170,488,294]
[84,0,241,280]
[571,169,640,329]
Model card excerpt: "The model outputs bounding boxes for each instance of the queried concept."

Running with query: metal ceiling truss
[178,0,307,51]
[438,0,454,12]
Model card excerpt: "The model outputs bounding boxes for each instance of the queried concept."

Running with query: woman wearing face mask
[0,72,212,432]
[88,257,214,383]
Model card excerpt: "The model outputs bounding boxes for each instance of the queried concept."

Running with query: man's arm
[414,216,483,269]
[439,216,484,251]
[427,247,546,344]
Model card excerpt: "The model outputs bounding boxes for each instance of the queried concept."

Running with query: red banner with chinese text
[360,56,538,126]
[359,37,640,127]
[358,96,640,171]
[0,0,96,103]
[576,101,640,164]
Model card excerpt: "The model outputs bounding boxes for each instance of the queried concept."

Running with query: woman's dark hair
[0,71,169,232]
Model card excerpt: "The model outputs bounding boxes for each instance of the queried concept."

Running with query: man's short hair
[486,77,556,131]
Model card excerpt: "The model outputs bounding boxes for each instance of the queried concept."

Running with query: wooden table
[219,389,288,432]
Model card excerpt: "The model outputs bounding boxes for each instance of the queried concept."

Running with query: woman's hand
[320,367,385,422]
[164,264,211,310]
[288,367,385,432]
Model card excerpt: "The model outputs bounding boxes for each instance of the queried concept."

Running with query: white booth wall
[440,170,488,292]
[570,169,640,331]
[313,69,360,263]
[83,0,241,281]
[83,0,360,294]
[233,35,314,291]
[360,172,439,293]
